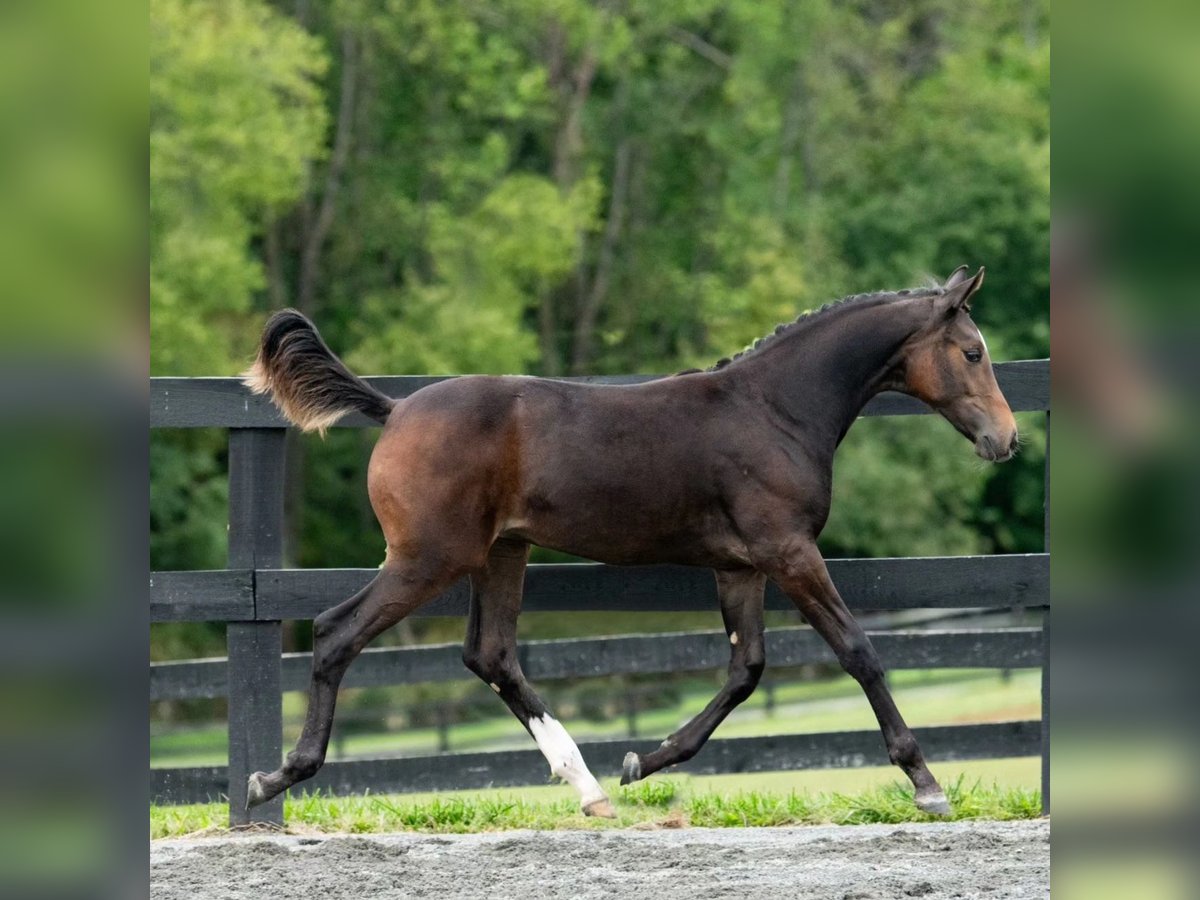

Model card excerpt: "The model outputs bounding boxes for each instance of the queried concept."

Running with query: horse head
[900,266,1019,462]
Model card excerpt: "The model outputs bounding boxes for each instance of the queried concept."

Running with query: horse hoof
[915,790,953,817]
[583,798,617,819]
[620,752,642,786]
[246,772,269,809]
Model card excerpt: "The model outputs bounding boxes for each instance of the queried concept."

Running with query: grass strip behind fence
[151,775,1041,839]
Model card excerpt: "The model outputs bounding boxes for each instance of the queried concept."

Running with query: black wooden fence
[150,360,1050,825]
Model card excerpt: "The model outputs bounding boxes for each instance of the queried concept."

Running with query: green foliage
[150,0,328,374]
[291,429,383,568]
[342,170,597,376]
[149,430,228,570]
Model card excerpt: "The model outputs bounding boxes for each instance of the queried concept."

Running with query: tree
[150,0,328,375]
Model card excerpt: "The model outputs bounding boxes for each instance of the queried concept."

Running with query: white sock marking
[527,714,607,806]
[730,631,739,645]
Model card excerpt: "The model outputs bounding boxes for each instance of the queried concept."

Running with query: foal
[243,265,1017,818]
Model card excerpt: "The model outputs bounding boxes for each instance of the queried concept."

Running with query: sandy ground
[151,819,1049,900]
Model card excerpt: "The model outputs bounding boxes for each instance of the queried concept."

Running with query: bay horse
[242,265,1017,818]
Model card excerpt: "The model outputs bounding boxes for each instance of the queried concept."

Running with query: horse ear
[943,265,972,289]
[939,266,984,314]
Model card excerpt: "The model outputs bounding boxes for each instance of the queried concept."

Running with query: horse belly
[502,483,749,567]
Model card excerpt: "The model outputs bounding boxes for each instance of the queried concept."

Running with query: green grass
[150,761,1041,839]
[684,777,1040,828]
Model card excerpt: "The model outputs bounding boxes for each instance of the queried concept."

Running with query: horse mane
[680,284,945,375]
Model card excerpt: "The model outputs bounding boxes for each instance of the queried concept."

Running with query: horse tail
[242,309,395,434]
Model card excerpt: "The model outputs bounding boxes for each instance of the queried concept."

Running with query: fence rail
[151,626,1044,701]
[149,359,1050,824]
[150,553,1048,622]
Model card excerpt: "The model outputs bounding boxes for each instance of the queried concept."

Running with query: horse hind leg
[245,559,461,809]
[462,539,614,818]
[623,569,766,784]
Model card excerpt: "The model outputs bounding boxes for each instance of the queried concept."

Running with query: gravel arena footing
[151,819,1049,900]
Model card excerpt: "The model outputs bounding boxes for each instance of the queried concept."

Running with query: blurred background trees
[150,0,1049,659]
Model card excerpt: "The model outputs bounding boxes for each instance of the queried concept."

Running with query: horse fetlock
[620,751,642,786]
[887,733,921,769]
[285,750,324,781]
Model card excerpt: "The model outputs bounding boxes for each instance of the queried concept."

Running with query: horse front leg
[760,540,951,816]
[622,568,766,784]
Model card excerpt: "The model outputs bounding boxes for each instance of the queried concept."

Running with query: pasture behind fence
[150,360,1049,825]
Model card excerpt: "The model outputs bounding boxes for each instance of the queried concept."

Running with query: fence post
[226,428,287,826]
[1041,410,1050,816]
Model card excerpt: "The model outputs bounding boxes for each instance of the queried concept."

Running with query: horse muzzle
[975,431,1019,463]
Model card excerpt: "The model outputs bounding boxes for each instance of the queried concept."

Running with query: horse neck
[731,301,922,456]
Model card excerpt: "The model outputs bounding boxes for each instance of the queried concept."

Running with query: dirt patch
[151,819,1049,900]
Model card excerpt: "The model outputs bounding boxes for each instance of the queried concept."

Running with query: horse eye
[964,348,983,363]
